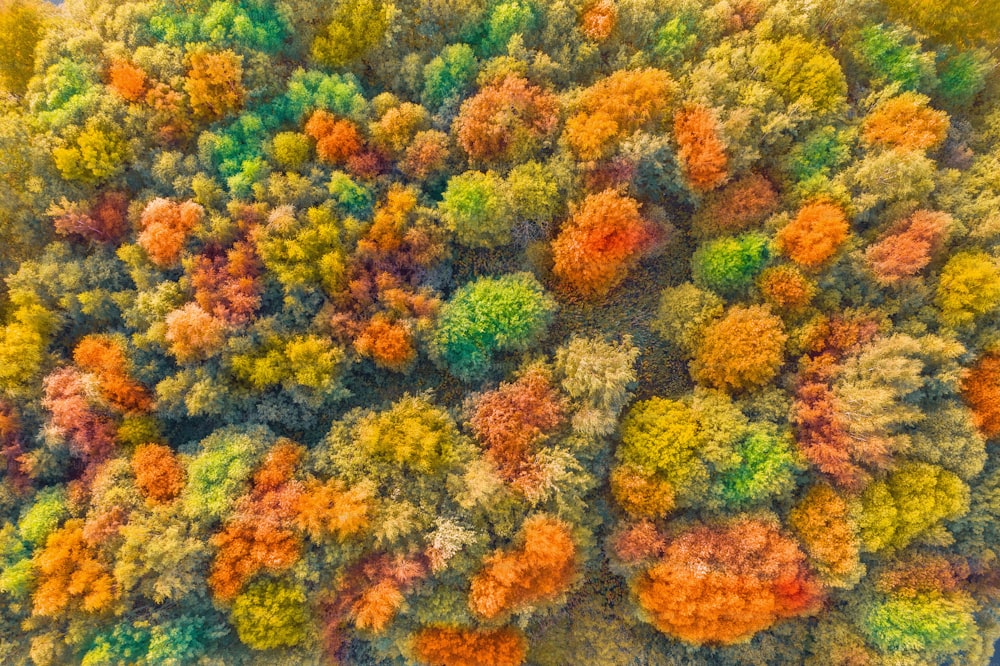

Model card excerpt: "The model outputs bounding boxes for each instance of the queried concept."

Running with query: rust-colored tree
[865,210,950,286]
[551,189,658,299]
[635,516,822,644]
[674,104,728,192]
[453,74,560,164]
[469,515,576,620]
[412,626,527,666]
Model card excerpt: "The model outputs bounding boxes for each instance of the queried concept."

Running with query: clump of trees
[1,0,1000,663]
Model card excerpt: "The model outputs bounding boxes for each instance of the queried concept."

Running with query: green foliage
[422,43,478,108]
[439,170,512,247]
[691,233,770,298]
[936,50,993,107]
[713,426,799,508]
[861,591,978,658]
[181,426,270,522]
[479,0,536,55]
[18,487,67,547]
[786,126,852,182]
[146,0,292,53]
[855,24,938,92]
[431,273,555,380]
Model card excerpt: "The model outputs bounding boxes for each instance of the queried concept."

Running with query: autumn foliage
[469,515,576,620]
[305,110,364,165]
[692,173,779,238]
[691,305,787,392]
[131,443,185,504]
[185,49,244,120]
[32,519,117,616]
[635,517,822,644]
[412,626,528,666]
[962,354,1000,438]
[454,74,560,164]
[137,198,204,268]
[864,210,950,285]
[107,59,147,102]
[470,367,565,490]
[208,441,304,601]
[862,93,950,151]
[674,104,728,191]
[777,200,850,268]
[551,189,658,298]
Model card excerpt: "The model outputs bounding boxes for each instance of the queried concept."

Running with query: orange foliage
[862,93,950,151]
[50,191,130,244]
[305,110,363,165]
[165,302,228,363]
[792,316,882,489]
[611,521,667,565]
[73,335,152,414]
[42,367,117,466]
[354,314,417,372]
[692,173,778,238]
[962,354,1000,438]
[865,210,950,285]
[876,553,969,597]
[400,130,450,180]
[788,483,861,583]
[674,104,728,192]
[551,189,657,298]
[470,367,564,488]
[581,0,617,41]
[131,443,185,504]
[295,478,371,541]
[469,515,576,620]
[32,519,117,616]
[777,200,850,268]
[454,74,560,164]
[107,58,147,102]
[412,626,527,666]
[564,68,676,160]
[190,240,263,325]
[208,441,304,600]
[611,466,676,518]
[691,305,787,392]
[635,517,822,645]
[184,49,244,120]
[759,265,815,311]
[138,198,204,268]
[353,579,405,633]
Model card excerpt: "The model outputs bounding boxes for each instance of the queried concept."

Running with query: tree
[551,190,658,299]
[776,200,850,268]
[469,515,576,620]
[430,273,556,381]
[137,199,205,269]
[691,173,778,239]
[131,444,185,505]
[936,251,1000,329]
[165,302,228,363]
[750,35,847,114]
[864,210,950,285]
[453,74,559,165]
[304,110,363,166]
[691,232,769,297]
[691,305,787,392]
[652,283,723,356]
[553,335,638,436]
[580,0,616,42]
[185,49,245,120]
[0,0,47,96]
[635,516,822,645]
[563,68,677,160]
[231,579,310,650]
[311,0,396,67]
[862,93,949,151]
[32,519,116,616]
[422,43,478,109]
[788,483,863,587]
[412,626,527,666]
[962,353,1000,438]
[470,366,564,490]
[439,170,513,247]
[674,104,728,192]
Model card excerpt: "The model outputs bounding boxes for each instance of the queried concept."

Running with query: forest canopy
[2,0,1000,664]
